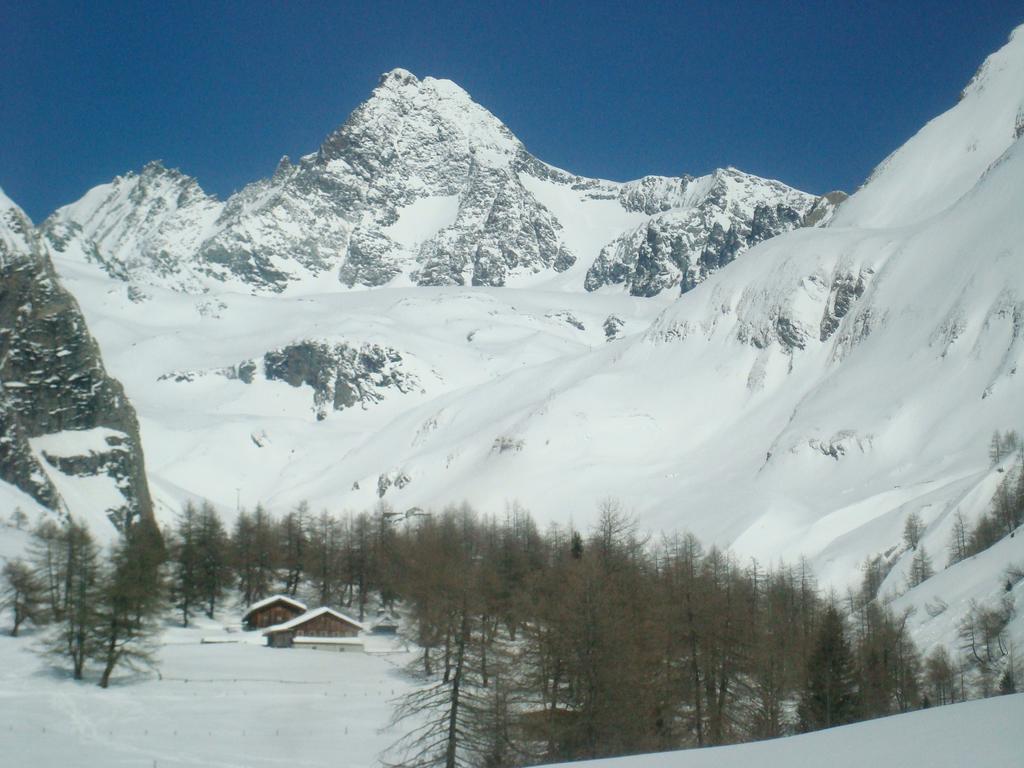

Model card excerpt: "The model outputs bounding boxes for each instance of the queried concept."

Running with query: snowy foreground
[2,611,1021,768]
[542,695,1023,768]
[0,617,415,768]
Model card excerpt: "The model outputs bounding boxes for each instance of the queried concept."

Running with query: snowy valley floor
[0,616,415,768]
[2,612,1021,768]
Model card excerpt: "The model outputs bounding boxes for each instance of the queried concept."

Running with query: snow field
[0,615,416,768]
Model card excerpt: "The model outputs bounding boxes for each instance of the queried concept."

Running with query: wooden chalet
[242,595,307,631]
[263,607,368,650]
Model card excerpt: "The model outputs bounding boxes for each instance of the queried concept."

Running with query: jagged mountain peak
[377,66,420,88]
[53,160,214,221]
[0,186,35,254]
[134,159,208,190]
[0,184,19,214]
[317,66,522,174]
[584,166,816,296]
[122,160,212,202]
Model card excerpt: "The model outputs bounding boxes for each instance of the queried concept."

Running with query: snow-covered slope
[540,694,1024,768]
[39,262,666,521]
[294,26,1024,587]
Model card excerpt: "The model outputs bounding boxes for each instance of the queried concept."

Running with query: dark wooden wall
[245,601,305,630]
[294,613,360,638]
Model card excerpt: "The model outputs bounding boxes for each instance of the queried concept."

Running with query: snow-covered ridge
[584,167,815,296]
[45,161,223,291]
[0,184,35,255]
[833,24,1024,228]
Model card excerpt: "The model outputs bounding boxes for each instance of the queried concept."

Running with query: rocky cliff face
[0,190,153,530]
[43,69,815,297]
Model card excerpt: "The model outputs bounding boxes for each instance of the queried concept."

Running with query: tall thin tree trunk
[443,628,453,684]
[446,610,468,768]
[689,620,703,746]
[99,634,119,688]
[480,618,489,688]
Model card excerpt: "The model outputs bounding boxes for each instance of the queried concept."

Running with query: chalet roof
[242,594,307,619]
[262,606,368,635]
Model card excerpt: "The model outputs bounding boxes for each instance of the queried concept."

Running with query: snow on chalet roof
[242,594,307,619]
[262,606,368,635]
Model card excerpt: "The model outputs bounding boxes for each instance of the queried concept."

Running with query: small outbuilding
[370,614,400,635]
[263,607,367,649]
[242,595,307,631]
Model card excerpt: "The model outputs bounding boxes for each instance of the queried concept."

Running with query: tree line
[379,500,954,768]
[0,497,401,686]
[166,499,400,627]
[948,432,1024,565]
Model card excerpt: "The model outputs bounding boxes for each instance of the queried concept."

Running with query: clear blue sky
[3,1,1021,222]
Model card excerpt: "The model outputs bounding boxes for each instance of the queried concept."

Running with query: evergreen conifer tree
[195,502,231,618]
[48,521,102,679]
[170,502,202,626]
[92,524,165,688]
[798,604,859,730]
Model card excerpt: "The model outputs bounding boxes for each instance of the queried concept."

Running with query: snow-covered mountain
[0,189,153,535]
[30,65,823,534]
[41,68,816,296]
[2,21,1022,658]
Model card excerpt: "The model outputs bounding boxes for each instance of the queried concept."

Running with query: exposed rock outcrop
[262,341,418,421]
